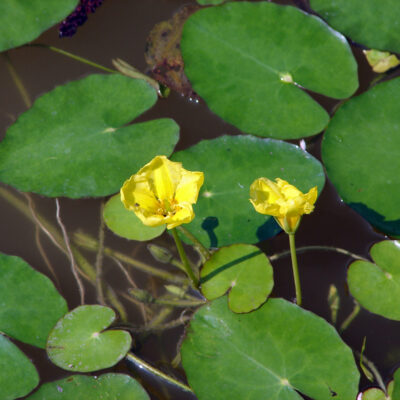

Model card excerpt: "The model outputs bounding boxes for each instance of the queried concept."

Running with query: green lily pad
[310,0,400,53]
[348,240,400,321]
[181,297,359,400]
[361,387,392,400]
[0,253,67,349]
[201,244,273,313]
[0,334,39,400]
[26,373,150,400]
[47,305,132,372]
[0,74,179,198]
[104,194,165,241]
[172,135,325,247]
[197,0,226,5]
[322,78,400,236]
[0,0,78,52]
[181,2,358,139]
[393,369,400,400]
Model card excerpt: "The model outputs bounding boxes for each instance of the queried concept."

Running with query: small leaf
[310,0,400,53]
[172,135,325,247]
[327,284,340,324]
[0,74,179,198]
[322,77,400,236]
[361,388,388,400]
[47,305,132,372]
[181,297,359,400]
[359,337,374,382]
[200,244,273,313]
[181,2,358,139]
[0,253,67,348]
[363,50,400,73]
[0,334,39,400]
[348,240,400,320]
[26,373,150,400]
[0,0,79,52]
[104,194,165,241]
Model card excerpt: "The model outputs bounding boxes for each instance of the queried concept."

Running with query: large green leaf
[197,0,226,4]
[47,305,132,372]
[0,74,179,198]
[181,297,359,400]
[322,78,400,236]
[0,0,78,52]
[310,0,400,53]
[201,244,273,313]
[172,135,325,247]
[393,368,400,400]
[0,334,39,400]
[181,2,358,139]
[0,253,67,349]
[348,240,400,321]
[104,194,165,241]
[26,373,150,400]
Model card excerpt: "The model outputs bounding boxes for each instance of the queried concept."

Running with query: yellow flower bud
[250,177,317,234]
[120,155,204,229]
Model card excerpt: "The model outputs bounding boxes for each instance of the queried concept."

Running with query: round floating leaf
[361,387,391,400]
[0,74,179,198]
[0,253,67,349]
[322,78,400,236]
[310,0,400,53]
[104,194,165,241]
[181,297,359,400]
[197,0,225,5]
[47,305,132,372]
[0,334,39,400]
[201,244,273,313]
[172,135,325,247]
[0,0,78,52]
[181,2,358,139]
[26,373,149,400]
[348,240,400,321]
[393,369,400,400]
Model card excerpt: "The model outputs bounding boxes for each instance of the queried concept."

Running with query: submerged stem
[3,52,32,108]
[125,352,193,393]
[29,44,115,73]
[288,233,302,307]
[339,302,361,333]
[171,228,199,288]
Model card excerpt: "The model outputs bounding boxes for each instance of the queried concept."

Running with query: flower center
[157,198,180,217]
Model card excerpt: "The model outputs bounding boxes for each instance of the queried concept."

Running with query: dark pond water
[1,0,399,399]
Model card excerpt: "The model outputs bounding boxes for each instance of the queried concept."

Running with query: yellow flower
[120,156,204,229]
[250,177,317,234]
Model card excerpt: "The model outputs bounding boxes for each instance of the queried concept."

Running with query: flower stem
[177,225,211,261]
[172,228,199,288]
[288,233,302,306]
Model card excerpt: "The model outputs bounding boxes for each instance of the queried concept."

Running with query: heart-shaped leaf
[0,334,39,400]
[201,244,273,313]
[310,0,400,53]
[104,194,165,241]
[26,373,150,400]
[172,135,325,247]
[47,305,132,372]
[322,78,400,236]
[348,240,400,321]
[0,74,179,198]
[0,0,79,52]
[181,2,358,139]
[181,297,359,400]
[0,253,67,348]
